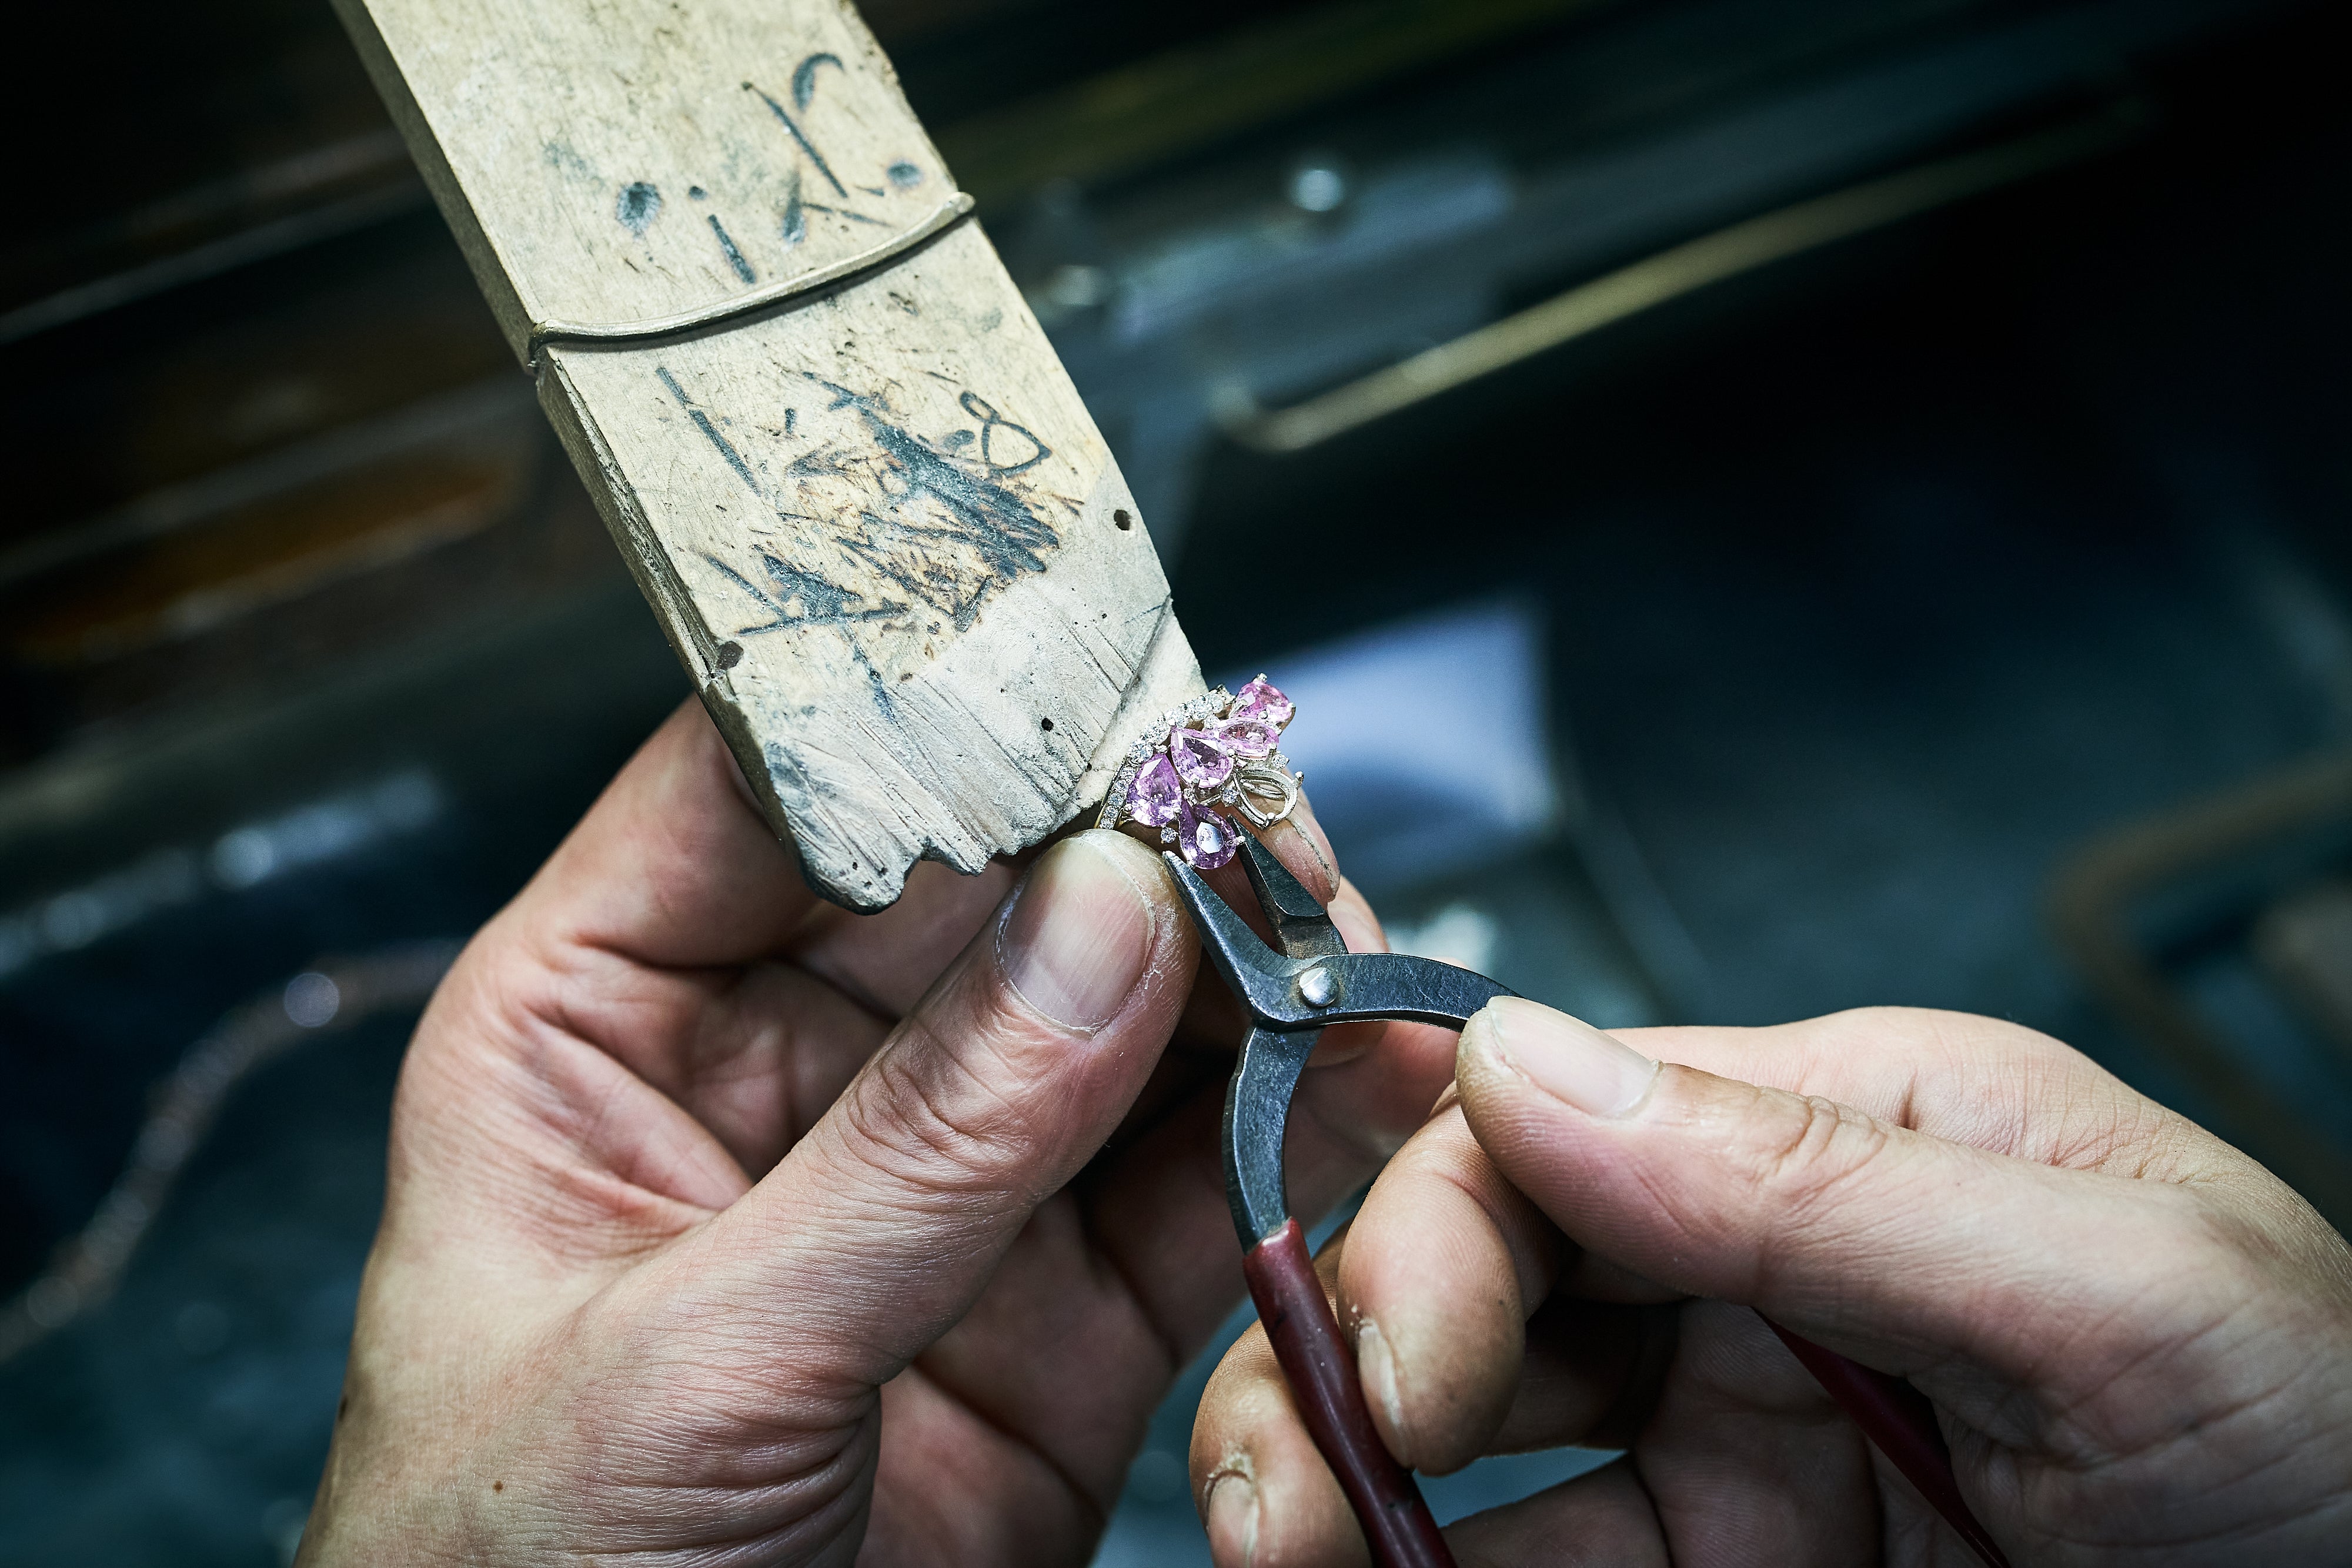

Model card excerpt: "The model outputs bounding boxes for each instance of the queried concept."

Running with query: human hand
[1191,1000,2352,1566]
[296,700,1459,1566]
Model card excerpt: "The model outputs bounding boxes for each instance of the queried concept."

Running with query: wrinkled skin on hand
[1192,999,2352,1568]
[296,700,1459,1567]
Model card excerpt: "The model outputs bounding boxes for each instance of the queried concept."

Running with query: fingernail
[1358,1316,1412,1460]
[1205,1474,1258,1568]
[1261,793,1338,902]
[1470,995,1659,1117]
[998,833,1156,1031]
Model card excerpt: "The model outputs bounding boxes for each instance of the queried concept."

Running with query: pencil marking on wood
[781,170,808,246]
[790,51,844,109]
[656,366,758,490]
[544,140,597,180]
[659,352,1070,645]
[802,375,1060,630]
[704,550,905,634]
[959,390,1049,474]
[747,78,848,199]
[804,200,888,228]
[887,161,923,189]
[616,181,662,235]
[707,215,756,283]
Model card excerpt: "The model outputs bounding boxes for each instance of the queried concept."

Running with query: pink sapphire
[1232,677,1293,730]
[1180,801,1239,868]
[1169,726,1235,790]
[1215,714,1277,757]
[1127,754,1182,826]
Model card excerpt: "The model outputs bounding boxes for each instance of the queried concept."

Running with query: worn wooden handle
[1242,1219,1456,1568]
[1764,1318,2011,1568]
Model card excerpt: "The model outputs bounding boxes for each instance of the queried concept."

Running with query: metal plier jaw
[1164,839,1515,1243]
[1169,844,1517,1032]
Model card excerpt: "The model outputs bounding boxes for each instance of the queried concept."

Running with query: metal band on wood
[527,190,975,356]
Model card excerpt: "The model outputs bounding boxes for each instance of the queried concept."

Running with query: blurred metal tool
[0,941,457,1365]
[1212,107,2141,456]
[1168,836,2009,1568]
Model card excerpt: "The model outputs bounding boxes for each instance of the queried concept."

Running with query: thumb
[650,828,1195,1395]
[1452,997,2171,1381]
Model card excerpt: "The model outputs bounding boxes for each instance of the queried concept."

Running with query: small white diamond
[1160,826,1176,842]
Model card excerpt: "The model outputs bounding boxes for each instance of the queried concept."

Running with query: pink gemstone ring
[1095,676,1303,870]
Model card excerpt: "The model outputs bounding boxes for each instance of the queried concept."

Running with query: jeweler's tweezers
[1166,838,2009,1568]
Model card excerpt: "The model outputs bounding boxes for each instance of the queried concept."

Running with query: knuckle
[1722,1089,1892,1227]
[1748,1091,1879,1192]
[1698,1088,1900,1298]
[841,1014,1045,1203]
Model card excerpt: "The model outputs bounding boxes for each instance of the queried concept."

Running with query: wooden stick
[333,0,1205,908]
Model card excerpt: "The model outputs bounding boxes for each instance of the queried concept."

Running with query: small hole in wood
[1040,717,1054,731]
[715,640,744,670]
[1112,509,1133,530]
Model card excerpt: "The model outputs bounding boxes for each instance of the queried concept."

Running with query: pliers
[1164,837,2009,1568]
[1165,837,1506,1568]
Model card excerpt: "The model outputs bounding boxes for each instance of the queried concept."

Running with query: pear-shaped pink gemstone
[1215,714,1278,757]
[1128,753,1182,826]
[1232,676,1293,730]
[1169,726,1235,790]
[1180,801,1240,868]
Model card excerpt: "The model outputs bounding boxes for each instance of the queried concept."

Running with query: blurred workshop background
[4,0,2350,1560]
